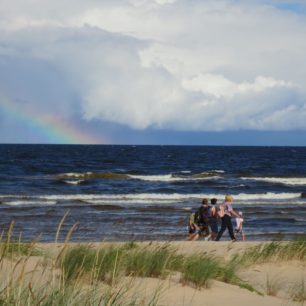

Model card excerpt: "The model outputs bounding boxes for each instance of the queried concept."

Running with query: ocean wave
[57,172,129,180]
[63,180,85,185]
[91,204,125,211]
[181,169,224,175]
[129,174,221,182]
[230,192,302,200]
[57,171,222,182]
[241,176,306,186]
[36,193,214,202]
[1,200,57,206]
[0,192,302,204]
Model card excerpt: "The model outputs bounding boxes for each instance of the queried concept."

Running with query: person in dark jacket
[197,198,211,239]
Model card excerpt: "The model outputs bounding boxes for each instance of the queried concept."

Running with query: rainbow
[0,97,108,144]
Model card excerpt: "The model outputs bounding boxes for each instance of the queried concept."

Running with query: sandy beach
[1,240,305,305]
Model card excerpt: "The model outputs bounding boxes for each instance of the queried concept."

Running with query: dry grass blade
[55,210,70,243]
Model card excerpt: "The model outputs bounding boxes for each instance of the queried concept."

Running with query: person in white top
[235,211,245,241]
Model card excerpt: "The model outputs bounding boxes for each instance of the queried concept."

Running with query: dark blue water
[0,144,305,241]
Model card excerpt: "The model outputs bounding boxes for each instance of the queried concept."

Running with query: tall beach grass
[231,236,306,268]
[0,218,306,304]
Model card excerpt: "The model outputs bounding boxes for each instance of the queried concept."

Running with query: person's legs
[204,223,210,237]
[188,233,199,241]
[224,215,236,240]
[209,221,218,241]
[188,225,199,241]
[215,218,226,241]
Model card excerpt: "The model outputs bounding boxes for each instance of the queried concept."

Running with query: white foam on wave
[232,192,301,200]
[128,174,221,182]
[241,177,306,186]
[57,171,222,182]
[85,199,177,204]
[3,200,57,206]
[129,174,174,181]
[295,218,306,222]
[0,192,302,205]
[20,192,303,202]
[64,180,84,185]
[37,193,197,201]
[60,172,92,178]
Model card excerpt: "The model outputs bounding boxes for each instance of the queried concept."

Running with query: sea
[0,144,305,242]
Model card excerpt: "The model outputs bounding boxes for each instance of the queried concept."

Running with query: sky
[0,0,306,145]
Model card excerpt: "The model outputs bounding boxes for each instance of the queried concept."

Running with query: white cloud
[154,0,177,4]
[181,74,295,99]
[0,0,306,132]
[130,0,177,7]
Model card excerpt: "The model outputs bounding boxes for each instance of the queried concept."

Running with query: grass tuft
[264,273,282,296]
[233,237,306,268]
[180,255,220,288]
[61,245,125,284]
[0,242,42,257]
[60,243,256,291]
[290,278,306,303]
[124,245,175,278]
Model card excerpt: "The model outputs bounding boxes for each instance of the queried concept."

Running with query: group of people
[188,194,245,242]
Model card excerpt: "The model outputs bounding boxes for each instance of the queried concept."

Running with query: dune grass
[0,241,42,257]
[231,236,306,268]
[124,245,177,278]
[1,218,306,305]
[1,237,304,305]
[263,273,282,297]
[180,255,220,288]
[0,283,147,306]
[0,240,161,305]
[60,243,178,283]
[0,221,159,306]
[0,222,42,258]
[61,245,126,283]
[59,242,251,290]
[290,278,306,304]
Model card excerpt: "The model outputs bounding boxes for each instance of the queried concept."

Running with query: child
[188,209,200,241]
[235,211,245,241]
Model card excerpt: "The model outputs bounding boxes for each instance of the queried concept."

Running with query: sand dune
[0,241,305,305]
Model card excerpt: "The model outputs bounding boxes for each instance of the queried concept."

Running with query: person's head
[225,194,233,202]
[210,198,217,205]
[202,198,208,206]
